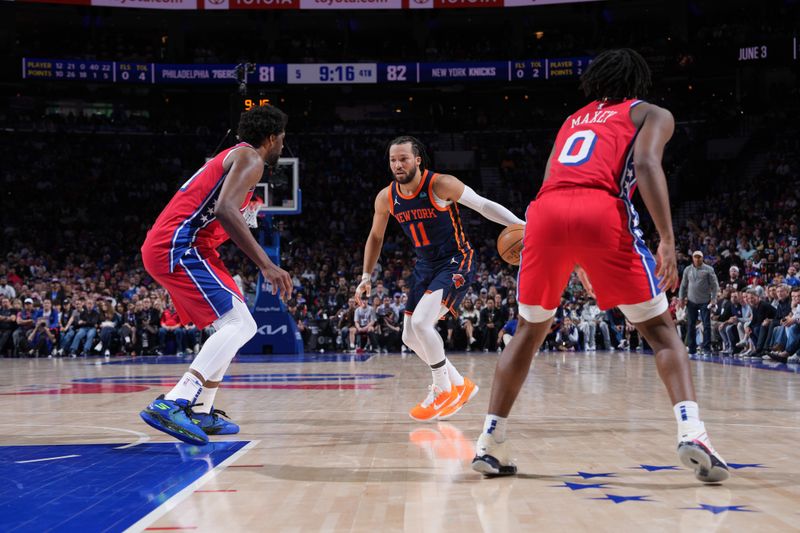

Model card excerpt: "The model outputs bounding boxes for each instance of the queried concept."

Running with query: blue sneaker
[140,395,209,446]
[191,407,240,435]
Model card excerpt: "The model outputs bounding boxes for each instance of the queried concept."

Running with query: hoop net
[243,195,264,228]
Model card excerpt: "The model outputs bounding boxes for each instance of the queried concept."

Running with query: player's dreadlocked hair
[579,48,652,101]
[387,135,431,170]
[237,104,288,147]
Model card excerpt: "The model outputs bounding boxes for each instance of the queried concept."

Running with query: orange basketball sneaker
[409,385,460,421]
[438,377,479,420]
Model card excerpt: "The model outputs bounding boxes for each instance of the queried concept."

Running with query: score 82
[386,65,407,81]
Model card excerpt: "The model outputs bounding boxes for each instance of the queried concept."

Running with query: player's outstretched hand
[655,240,678,291]
[262,263,293,300]
[354,279,372,306]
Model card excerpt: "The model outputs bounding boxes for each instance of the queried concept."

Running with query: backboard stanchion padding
[240,157,303,355]
[240,214,304,355]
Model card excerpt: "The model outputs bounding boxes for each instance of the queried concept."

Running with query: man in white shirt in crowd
[579,299,611,351]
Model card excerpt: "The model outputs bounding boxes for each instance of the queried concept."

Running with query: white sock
[674,401,703,437]
[431,363,451,392]
[194,361,229,414]
[194,386,219,414]
[483,414,507,443]
[445,359,464,387]
[165,372,203,405]
[189,296,257,379]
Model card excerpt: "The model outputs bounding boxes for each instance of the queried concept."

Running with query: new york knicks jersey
[389,169,473,267]
[143,142,255,270]
[538,99,644,200]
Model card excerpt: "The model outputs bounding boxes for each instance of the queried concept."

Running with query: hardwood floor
[2,351,798,532]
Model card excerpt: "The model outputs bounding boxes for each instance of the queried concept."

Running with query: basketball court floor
[2,350,798,532]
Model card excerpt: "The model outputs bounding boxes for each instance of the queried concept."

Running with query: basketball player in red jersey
[356,136,525,421]
[473,49,729,482]
[139,105,293,445]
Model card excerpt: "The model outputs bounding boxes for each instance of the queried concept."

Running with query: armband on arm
[457,186,525,226]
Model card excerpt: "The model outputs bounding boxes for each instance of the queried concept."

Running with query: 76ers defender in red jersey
[139,105,293,445]
[472,49,729,483]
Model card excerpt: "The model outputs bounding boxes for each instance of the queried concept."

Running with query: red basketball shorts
[141,245,244,329]
[517,189,662,311]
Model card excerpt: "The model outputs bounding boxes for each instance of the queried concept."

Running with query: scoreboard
[735,38,798,64]
[23,59,115,82]
[22,57,593,85]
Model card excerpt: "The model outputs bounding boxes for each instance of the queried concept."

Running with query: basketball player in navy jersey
[356,136,525,421]
[473,49,729,483]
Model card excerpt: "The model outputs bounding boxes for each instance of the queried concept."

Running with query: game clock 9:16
[290,64,376,84]
[243,98,271,111]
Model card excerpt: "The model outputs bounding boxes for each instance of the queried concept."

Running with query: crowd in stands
[1,88,798,362]
[664,124,800,362]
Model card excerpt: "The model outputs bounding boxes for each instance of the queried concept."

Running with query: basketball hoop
[243,195,264,229]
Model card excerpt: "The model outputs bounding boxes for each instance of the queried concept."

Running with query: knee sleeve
[401,325,416,348]
[213,296,257,341]
[191,296,257,380]
[409,311,430,332]
[240,306,258,342]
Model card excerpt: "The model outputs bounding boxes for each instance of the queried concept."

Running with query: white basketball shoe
[677,423,729,483]
[472,433,517,476]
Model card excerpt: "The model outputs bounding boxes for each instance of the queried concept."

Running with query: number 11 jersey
[389,169,473,269]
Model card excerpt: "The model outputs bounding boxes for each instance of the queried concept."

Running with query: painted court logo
[2,373,394,395]
[452,273,466,288]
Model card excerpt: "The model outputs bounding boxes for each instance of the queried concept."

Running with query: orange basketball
[497,224,525,265]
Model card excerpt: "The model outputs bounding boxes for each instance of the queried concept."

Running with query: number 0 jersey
[519,97,664,312]
[537,99,644,199]
[389,169,473,268]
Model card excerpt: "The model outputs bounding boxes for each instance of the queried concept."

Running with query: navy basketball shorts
[405,254,477,318]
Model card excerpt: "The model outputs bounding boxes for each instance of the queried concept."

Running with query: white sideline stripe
[124,440,260,533]
[103,426,150,449]
[15,454,80,464]
[0,424,151,449]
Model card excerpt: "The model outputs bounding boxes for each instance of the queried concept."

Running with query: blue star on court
[566,471,618,479]
[633,464,681,472]
[727,463,766,469]
[551,481,610,491]
[683,504,756,515]
[590,494,654,504]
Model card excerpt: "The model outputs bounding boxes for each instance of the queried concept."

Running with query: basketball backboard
[254,157,301,215]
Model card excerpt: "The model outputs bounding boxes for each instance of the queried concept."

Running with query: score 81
[386,65,407,81]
